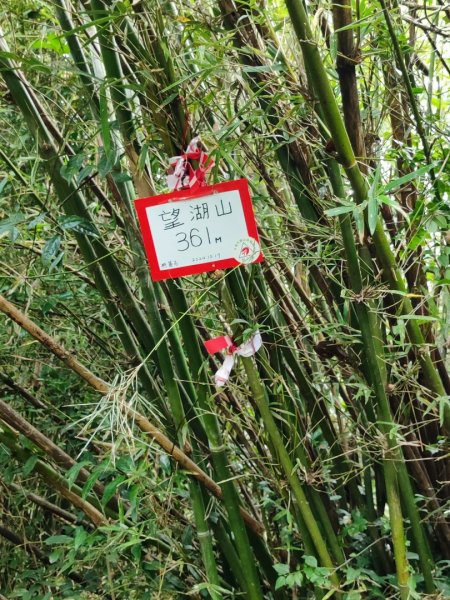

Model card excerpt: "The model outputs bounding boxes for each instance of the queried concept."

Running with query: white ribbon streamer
[215,332,262,388]
[166,136,201,191]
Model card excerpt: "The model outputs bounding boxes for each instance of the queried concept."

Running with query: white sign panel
[135,179,263,281]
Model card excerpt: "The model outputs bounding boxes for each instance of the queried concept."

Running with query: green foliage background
[0,0,449,598]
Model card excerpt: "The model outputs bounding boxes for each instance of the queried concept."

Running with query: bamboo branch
[0,293,264,537]
[0,428,107,527]
[1,479,90,527]
[284,0,436,593]
[0,398,117,510]
[0,373,49,410]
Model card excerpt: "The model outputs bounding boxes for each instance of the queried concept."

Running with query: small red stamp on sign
[134,178,263,281]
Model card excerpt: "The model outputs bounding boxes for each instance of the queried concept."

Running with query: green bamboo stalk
[378,0,434,171]
[166,282,264,600]
[329,141,434,592]
[239,266,365,507]
[283,0,449,427]
[340,117,435,597]
[220,284,340,591]
[87,86,226,600]
[188,477,223,599]
[229,275,350,570]
[54,0,100,116]
[53,4,175,421]
[52,1,440,592]
[383,459,411,598]
[90,0,136,149]
[283,1,436,594]
[111,11,270,594]
[212,521,249,595]
[338,218,414,599]
[85,5,264,595]
[0,44,160,363]
[218,0,320,223]
[242,357,340,587]
[10,21,266,597]
[0,57,164,418]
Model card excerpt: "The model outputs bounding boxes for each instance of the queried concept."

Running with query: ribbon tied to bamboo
[167,136,215,191]
[204,332,262,387]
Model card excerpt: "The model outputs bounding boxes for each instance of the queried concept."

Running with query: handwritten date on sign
[135,179,263,281]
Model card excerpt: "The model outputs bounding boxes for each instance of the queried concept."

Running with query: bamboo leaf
[368,163,381,235]
[98,146,118,177]
[66,460,92,489]
[41,235,61,265]
[59,215,99,237]
[242,64,285,73]
[22,455,38,476]
[368,195,378,235]
[99,82,111,156]
[44,535,73,545]
[102,475,126,507]
[324,205,354,216]
[384,164,435,192]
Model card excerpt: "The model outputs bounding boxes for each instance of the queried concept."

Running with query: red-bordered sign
[135,179,263,281]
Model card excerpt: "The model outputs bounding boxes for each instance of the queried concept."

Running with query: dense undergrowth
[0,0,449,598]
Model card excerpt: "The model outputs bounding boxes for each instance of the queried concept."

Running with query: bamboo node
[209,444,227,454]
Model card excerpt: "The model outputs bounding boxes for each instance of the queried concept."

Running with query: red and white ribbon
[204,332,262,388]
[167,136,214,191]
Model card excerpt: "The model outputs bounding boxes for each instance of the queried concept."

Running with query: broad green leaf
[41,235,61,265]
[304,555,318,568]
[60,154,85,182]
[48,549,63,564]
[407,227,429,251]
[275,576,287,590]
[273,563,290,576]
[31,33,69,55]
[0,212,26,238]
[59,215,99,237]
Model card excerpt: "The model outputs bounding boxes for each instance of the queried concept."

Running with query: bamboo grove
[0,0,449,598]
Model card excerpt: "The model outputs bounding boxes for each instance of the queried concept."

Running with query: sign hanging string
[167,136,215,191]
[204,332,262,388]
